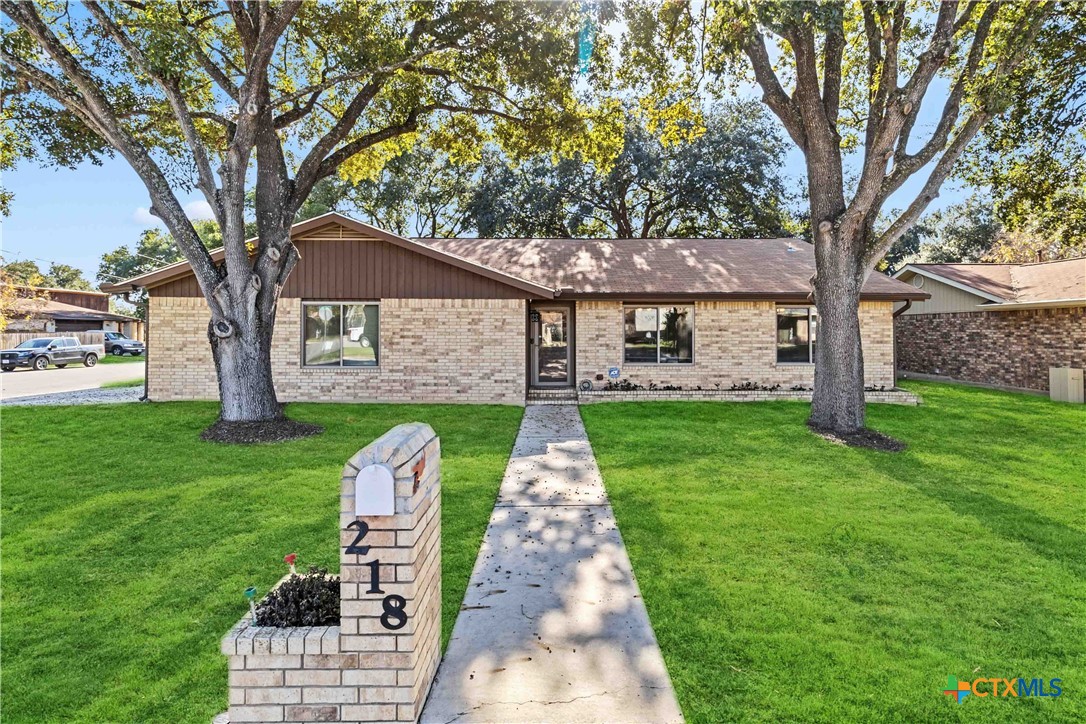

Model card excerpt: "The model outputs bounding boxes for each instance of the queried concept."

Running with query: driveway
[1,362,145,400]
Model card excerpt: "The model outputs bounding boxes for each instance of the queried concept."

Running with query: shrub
[254,566,340,627]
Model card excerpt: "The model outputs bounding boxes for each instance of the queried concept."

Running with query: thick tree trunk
[209,307,282,422]
[809,236,866,433]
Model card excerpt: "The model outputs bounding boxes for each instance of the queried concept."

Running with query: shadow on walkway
[422,405,683,723]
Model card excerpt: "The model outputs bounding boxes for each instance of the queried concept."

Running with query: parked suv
[1,337,100,371]
[103,331,145,356]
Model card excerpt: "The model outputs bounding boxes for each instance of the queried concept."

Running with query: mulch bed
[201,417,323,444]
[807,421,906,452]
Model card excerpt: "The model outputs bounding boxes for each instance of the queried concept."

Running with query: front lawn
[582,382,1085,723]
[98,354,145,364]
[100,377,143,388]
[0,402,521,723]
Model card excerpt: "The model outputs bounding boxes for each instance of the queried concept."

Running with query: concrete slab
[497,440,606,508]
[422,406,682,723]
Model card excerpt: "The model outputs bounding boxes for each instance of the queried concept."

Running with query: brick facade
[575,300,896,390]
[148,296,900,403]
[895,307,1086,392]
[148,297,525,404]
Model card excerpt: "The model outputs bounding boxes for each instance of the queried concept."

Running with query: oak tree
[2,0,607,429]
[469,103,795,239]
[622,0,1066,437]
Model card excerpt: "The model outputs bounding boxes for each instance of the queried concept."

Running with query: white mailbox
[355,463,396,516]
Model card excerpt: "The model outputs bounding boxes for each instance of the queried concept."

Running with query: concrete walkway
[422,405,683,723]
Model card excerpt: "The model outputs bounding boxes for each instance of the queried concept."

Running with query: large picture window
[776,306,816,363]
[624,306,693,364]
[303,302,379,367]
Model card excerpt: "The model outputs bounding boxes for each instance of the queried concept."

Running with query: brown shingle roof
[101,213,925,300]
[907,258,1085,304]
[423,237,924,299]
[9,297,138,322]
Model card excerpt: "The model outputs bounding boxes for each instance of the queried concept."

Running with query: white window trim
[301,300,381,369]
[622,304,696,365]
[775,305,817,365]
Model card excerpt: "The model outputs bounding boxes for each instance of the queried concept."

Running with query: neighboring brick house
[893,259,1086,392]
[102,213,925,404]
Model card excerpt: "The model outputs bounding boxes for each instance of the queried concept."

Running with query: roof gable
[896,258,1086,306]
[101,213,555,298]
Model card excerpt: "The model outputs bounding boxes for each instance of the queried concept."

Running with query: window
[624,306,693,364]
[776,306,816,363]
[302,302,379,367]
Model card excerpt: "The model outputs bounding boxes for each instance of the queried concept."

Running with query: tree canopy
[1,259,93,290]
[469,103,796,238]
[292,102,797,239]
[958,4,1086,246]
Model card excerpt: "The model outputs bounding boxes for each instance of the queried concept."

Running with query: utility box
[1050,367,1085,403]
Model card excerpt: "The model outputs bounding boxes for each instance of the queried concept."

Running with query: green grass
[581,382,1085,723]
[0,402,521,723]
[100,377,144,388]
[98,354,145,364]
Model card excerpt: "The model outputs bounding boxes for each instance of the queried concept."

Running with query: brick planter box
[577,388,920,405]
[222,611,375,723]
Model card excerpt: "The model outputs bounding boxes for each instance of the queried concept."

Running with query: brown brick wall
[895,307,1086,391]
[147,296,525,404]
[575,300,896,390]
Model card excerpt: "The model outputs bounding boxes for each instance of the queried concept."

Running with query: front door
[530,307,572,387]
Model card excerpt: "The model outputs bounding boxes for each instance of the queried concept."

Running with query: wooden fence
[1,331,114,349]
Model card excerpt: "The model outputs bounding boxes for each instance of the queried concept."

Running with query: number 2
[345,520,370,555]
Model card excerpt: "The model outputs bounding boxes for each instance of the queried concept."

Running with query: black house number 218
[345,520,407,630]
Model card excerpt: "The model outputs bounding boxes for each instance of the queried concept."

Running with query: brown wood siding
[149,227,530,299]
[46,290,109,312]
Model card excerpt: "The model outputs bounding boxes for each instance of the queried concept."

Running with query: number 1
[366,559,384,594]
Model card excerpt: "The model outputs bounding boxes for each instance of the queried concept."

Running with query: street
[0,361,145,400]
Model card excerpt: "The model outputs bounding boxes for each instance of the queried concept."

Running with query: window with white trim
[302,302,379,367]
[623,305,693,364]
[776,306,816,363]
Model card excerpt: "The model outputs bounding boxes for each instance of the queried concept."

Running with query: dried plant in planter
[254,566,340,627]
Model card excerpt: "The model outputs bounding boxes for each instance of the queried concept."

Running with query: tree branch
[84,1,222,223]
[869,111,989,265]
[821,4,845,127]
[314,109,424,181]
[742,29,807,150]
[289,77,386,214]
[1,0,221,300]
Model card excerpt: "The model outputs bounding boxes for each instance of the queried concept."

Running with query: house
[102,213,926,404]
[3,285,142,337]
[893,258,1086,392]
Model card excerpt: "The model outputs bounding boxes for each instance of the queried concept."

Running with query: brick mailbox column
[222,423,441,724]
[339,423,442,721]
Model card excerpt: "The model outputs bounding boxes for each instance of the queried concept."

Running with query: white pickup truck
[0,336,104,371]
